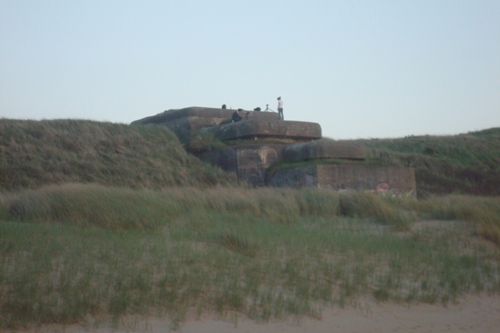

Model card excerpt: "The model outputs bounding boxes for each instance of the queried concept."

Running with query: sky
[1,1,499,139]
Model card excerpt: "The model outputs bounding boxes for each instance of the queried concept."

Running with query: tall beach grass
[1,185,499,329]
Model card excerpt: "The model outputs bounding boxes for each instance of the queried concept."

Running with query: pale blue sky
[1,0,499,139]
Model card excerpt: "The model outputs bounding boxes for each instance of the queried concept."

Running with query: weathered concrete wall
[199,144,285,187]
[267,164,416,196]
[197,146,238,173]
[198,120,322,141]
[236,146,280,187]
[266,164,318,188]
[284,139,367,161]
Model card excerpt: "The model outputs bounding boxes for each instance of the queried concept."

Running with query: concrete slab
[198,119,322,141]
[267,163,416,196]
[131,106,279,125]
[284,139,367,161]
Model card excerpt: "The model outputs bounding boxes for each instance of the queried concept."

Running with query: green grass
[418,195,500,246]
[0,119,235,191]
[184,132,226,154]
[1,119,499,330]
[339,192,418,231]
[2,120,499,198]
[344,128,500,197]
[1,185,499,329]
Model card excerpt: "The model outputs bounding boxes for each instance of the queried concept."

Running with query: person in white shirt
[277,96,284,120]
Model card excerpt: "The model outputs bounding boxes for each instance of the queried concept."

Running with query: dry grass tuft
[217,230,257,257]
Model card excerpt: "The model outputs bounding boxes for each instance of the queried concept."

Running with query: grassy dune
[348,128,500,197]
[1,120,499,329]
[0,119,235,191]
[3,119,499,197]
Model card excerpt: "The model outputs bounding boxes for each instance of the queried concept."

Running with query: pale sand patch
[178,296,500,333]
[9,295,500,333]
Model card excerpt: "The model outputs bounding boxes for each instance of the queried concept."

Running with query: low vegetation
[347,128,500,197]
[1,185,499,329]
[184,132,225,154]
[3,119,499,198]
[0,119,235,191]
[0,119,499,330]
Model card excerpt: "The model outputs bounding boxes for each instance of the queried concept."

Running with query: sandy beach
[179,296,500,333]
[9,295,500,333]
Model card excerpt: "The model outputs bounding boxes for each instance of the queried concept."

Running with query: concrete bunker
[132,106,417,196]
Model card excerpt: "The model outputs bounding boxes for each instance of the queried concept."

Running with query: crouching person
[232,109,244,123]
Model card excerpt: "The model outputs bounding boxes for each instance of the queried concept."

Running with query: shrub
[185,132,225,154]
[419,195,500,246]
[339,192,417,231]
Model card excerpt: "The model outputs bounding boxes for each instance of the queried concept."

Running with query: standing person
[277,96,284,120]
